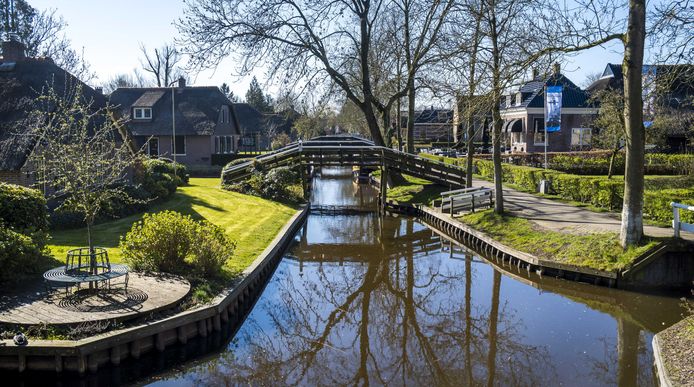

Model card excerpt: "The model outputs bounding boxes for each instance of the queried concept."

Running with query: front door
[148,138,159,157]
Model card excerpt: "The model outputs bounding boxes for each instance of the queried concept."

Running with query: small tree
[591,88,625,178]
[28,84,140,258]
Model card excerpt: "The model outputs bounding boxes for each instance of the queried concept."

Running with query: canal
[139,167,684,386]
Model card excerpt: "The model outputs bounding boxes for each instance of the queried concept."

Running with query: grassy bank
[458,210,660,272]
[49,178,297,273]
[386,174,447,205]
[419,153,694,225]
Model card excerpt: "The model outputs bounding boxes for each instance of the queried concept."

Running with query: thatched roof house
[0,37,106,186]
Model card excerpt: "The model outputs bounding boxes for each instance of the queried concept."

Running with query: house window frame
[214,135,235,154]
[221,105,230,123]
[133,107,152,120]
[172,135,186,156]
[533,118,546,146]
[147,137,159,157]
[571,128,592,147]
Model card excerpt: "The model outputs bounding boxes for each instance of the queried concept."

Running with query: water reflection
[150,168,684,387]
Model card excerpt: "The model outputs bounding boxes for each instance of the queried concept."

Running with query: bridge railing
[221,141,468,188]
[671,202,694,238]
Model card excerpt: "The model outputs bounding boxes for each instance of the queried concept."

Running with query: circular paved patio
[0,273,190,325]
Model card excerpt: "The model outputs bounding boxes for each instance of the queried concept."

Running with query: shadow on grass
[49,187,208,258]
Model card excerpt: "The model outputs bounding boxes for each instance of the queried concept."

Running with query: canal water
[149,167,684,386]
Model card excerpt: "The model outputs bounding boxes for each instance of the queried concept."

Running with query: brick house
[109,79,241,167]
[500,65,597,153]
[400,108,454,144]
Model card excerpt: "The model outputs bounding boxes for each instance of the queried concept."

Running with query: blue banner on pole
[545,86,562,133]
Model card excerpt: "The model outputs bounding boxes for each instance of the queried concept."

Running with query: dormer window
[221,105,230,123]
[133,107,152,120]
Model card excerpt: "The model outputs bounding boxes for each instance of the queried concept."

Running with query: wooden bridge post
[380,166,388,214]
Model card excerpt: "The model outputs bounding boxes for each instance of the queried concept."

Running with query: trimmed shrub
[0,183,48,232]
[191,223,236,277]
[120,211,235,276]
[223,158,253,169]
[441,157,694,224]
[120,211,197,274]
[0,225,45,285]
[224,165,302,203]
[144,158,190,184]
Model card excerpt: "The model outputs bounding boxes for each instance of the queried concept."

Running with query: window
[221,105,230,123]
[533,118,545,145]
[242,136,255,147]
[133,107,152,120]
[173,135,186,155]
[147,137,159,157]
[215,135,235,154]
[571,128,591,146]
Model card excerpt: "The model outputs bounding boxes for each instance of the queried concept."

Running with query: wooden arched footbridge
[221,135,466,191]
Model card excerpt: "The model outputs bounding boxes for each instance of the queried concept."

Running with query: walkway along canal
[148,167,684,386]
[7,167,687,386]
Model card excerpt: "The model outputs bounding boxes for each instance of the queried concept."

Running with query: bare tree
[27,84,140,254]
[1,2,95,82]
[139,43,183,87]
[103,70,146,94]
[390,0,455,153]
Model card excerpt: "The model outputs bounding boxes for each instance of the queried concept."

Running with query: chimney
[1,37,26,62]
[178,76,186,88]
[532,68,538,79]
[553,62,561,75]
[95,87,103,95]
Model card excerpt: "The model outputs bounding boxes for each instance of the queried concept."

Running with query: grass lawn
[371,171,447,206]
[459,210,660,272]
[49,178,298,273]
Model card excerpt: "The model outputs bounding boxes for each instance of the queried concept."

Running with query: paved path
[0,273,190,325]
[469,178,693,240]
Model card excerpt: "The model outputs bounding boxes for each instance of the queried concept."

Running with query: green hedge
[491,152,694,176]
[419,154,694,225]
[0,183,48,232]
[0,225,45,285]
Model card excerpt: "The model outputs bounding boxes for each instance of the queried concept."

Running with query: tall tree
[177,0,391,145]
[245,76,273,112]
[528,0,664,246]
[1,0,95,82]
[139,43,183,87]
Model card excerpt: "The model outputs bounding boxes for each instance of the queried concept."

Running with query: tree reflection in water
[151,169,683,387]
[192,216,557,386]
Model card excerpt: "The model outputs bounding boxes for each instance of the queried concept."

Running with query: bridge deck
[222,138,465,188]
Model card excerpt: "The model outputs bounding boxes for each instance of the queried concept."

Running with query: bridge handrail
[441,187,485,197]
[671,201,694,238]
[221,141,467,186]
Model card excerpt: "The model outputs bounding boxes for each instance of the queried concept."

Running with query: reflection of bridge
[221,135,465,189]
[288,223,440,263]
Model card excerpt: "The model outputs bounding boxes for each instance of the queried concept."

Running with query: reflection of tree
[192,217,557,386]
[583,318,654,387]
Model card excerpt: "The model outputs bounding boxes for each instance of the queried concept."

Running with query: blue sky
[31,0,626,100]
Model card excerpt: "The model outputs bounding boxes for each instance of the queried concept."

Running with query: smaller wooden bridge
[221,135,466,191]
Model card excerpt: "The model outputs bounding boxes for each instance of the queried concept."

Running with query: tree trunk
[465,8,482,188]
[620,0,646,247]
[406,76,415,153]
[608,143,620,179]
[466,131,475,187]
[490,12,504,214]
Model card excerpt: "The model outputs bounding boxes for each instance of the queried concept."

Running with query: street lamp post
[168,80,177,179]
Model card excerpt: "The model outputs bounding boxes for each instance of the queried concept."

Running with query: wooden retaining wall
[401,205,620,287]
[0,206,310,375]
